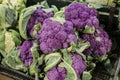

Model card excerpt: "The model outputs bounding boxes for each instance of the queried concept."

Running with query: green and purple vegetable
[0,1,113,80]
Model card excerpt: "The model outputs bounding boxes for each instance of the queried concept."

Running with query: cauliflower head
[46,53,86,80]
[64,2,99,30]
[36,19,77,54]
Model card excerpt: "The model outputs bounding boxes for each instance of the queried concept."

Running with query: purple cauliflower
[46,53,86,80]
[36,19,77,54]
[64,2,99,30]
[81,27,112,56]
[26,9,53,37]
[19,40,33,67]
[46,67,66,80]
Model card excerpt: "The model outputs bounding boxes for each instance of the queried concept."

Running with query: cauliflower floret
[64,2,99,30]
[19,40,33,67]
[81,27,112,56]
[36,19,77,54]
[26,9,53,37]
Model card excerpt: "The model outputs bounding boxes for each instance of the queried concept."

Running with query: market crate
[0,65,34,80]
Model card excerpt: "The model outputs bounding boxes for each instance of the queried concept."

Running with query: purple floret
[46,67,66,80]
[46,53,86,80]
[64,2,99,30]
[19,40,33,67]
[70,53,86,78]
[26,9,53,37]
[81,27,112,56]
[36,19,77,54]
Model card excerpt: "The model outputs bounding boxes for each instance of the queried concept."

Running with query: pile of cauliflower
[0,1,112,80]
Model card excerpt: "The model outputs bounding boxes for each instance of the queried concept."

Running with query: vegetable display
[0,1,114,80]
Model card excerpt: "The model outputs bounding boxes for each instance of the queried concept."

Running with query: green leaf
[19,7,36,39]
[0,4,6,22]
[39,0,49,8]
[82,71,92,80]
[75,41,89,60]
[19,4,44,39]
[43,8,54,13]
[19,4,43,39]
[95,55,108,62]
[75,51,86,61]
[63,52,72,65]
[0,4,11,28]
[0,0,2,3]
[38,54,45,65]
[51,5,58,13]
[50,16,65,24]
[33,23,42,38]
[61,48,67,54]
[77,41,90,53]
[29,41,39,75]
[34,23,42,31]
[103,59,115,76]
[0,49,6,57]
[86,0,113,6]
[31,42,39,61]
[83,25,95,34]
[29,60,38,75]
[87,56,93,61]
[39,73,45,78]
[44,75,49,80]
[88,3,103,9]
[88,62,96,71]
[16,0,27,13]
[9,29,22,46]
[2,50,26,70]
[0,4,17,28]
[5,7,17,25]
[3,0,27,13]
[70,41,77,48]
[59,51,78,80]
[54,7,65,17]
[59,60,77,80]
[67,46,73,52]
[0,28,5,52]
[44,52,61,72]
